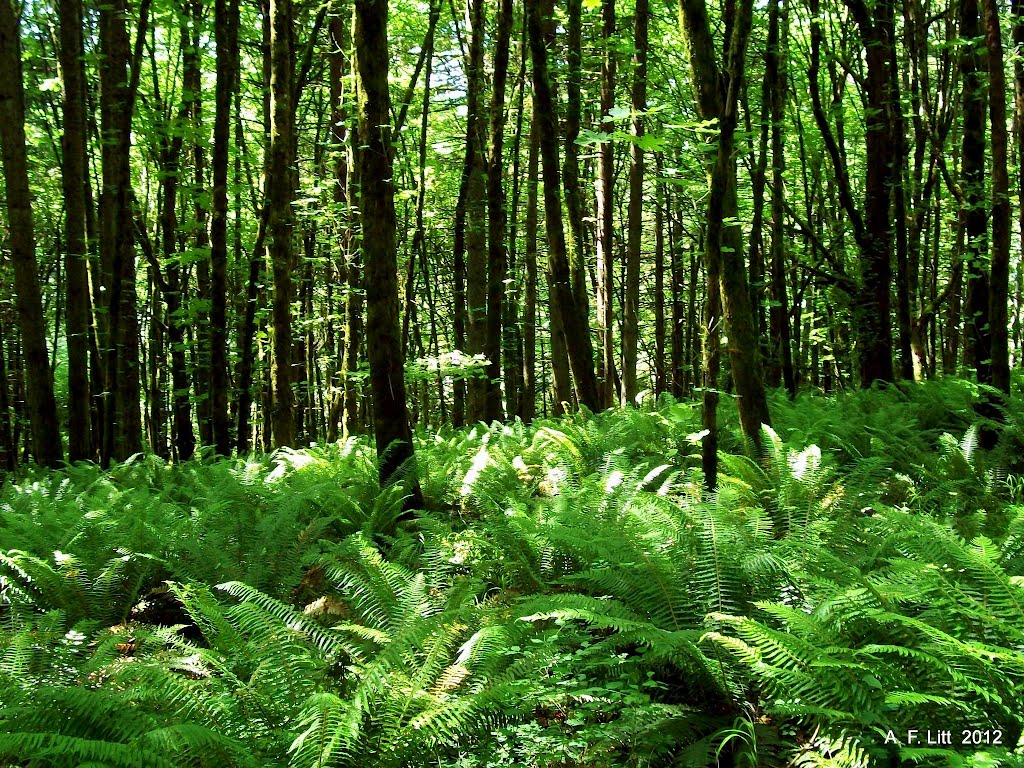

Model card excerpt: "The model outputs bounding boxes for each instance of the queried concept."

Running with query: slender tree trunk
[562,0,589,315]
[57,0,92,462]
[679,0,770,469]
[235,17,270,452]
[670,221,686,398]
[484,0,513,422]
[526,0,601,412]
[0,330,13,473]
[0,0,63,466]
[596,0,616,408]
[354,0,423,507]
[504,37,527,420]
[767,0,795,397]
[98,0,144,463]
[686,246,700,393]
[342,129,363,439]
[158,98,197,460]
[522,116,539,422]
[268,0,296,447]
[185,1,211,447]
[961,0,990,384]
[463,0,488,422]
[209,0,238,455]
[854,0,899,386]
[654,157,666,396]
[1014,0,1024,372]
[622,0,649,406]
[984,0,1011,395]
[326,11,349,444]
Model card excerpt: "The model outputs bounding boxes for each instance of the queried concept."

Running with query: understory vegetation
[3,379,1024,767]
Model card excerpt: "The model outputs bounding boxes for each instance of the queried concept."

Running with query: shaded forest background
[1,0,1022,477]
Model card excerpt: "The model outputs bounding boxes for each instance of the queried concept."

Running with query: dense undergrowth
[3,379,1024,767]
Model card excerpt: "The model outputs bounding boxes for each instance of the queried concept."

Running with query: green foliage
[3,380,1024,766]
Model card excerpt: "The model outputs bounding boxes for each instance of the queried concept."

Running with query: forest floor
[2,378,1024,767]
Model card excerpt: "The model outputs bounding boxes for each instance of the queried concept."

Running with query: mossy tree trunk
[679,0,770,479]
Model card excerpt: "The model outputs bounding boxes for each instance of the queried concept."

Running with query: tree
[484,0,513,424]
[679,0,771,479]
[97,0,145,462]
[526,0,601,413]
[960,0,989,385]
[268,0,296,448]
[766,0,795,397]
[983,0,1010,395]
[0,0,63,467]
[57,0,92,462]
[353,0,423,506]
[457,0,489,423]
[210,0,239,454]
[808,0,900,386]
[622,0,649,407]
[595,0,617,408]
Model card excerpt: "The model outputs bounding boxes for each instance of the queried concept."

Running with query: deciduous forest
[3,0,1024,763]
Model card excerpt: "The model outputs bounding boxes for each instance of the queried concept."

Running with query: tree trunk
[1014,0,1024,374]
[210,0,238,454]
[268,0,296,447]
[596,0,616,408]
[354,0,423,507]
[961,0,990,385]
[622,0,648,406]
[185,0,211,448]
[98,0,144,463]
[983,0,1011,395]
[807,0,897,386]
[522,115,539,422]
[767,0,795,398]
[485,0,513,423]
[654,157,666,396]
[504,38,528,420]
[852,0,899,386]
[0,0,63,467]
[57,0,92,462]
[463,0,488,422]
[679,0,771,467]
[526,0,601,412]
[561,0,590,317]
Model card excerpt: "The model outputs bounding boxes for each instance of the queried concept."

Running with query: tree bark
[463,0,488,422]
[98,0,145,463]
[268,0,296,447]
[807,0,898,386]
[622,0,649,406]
[57,0,93,462]
[522,115,539,422]
[767,0,795,398]
[0,0,63,467]
[484,0,513,423]
[679,0,771,469]
[561,0,589,316]
[983,0,1011,395]
[1014,0,1024,375]
[210,0,238,454]
[354,0,423,507]
[596,0,616,408]
[961,0,990,385]
[526,0,601,412]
